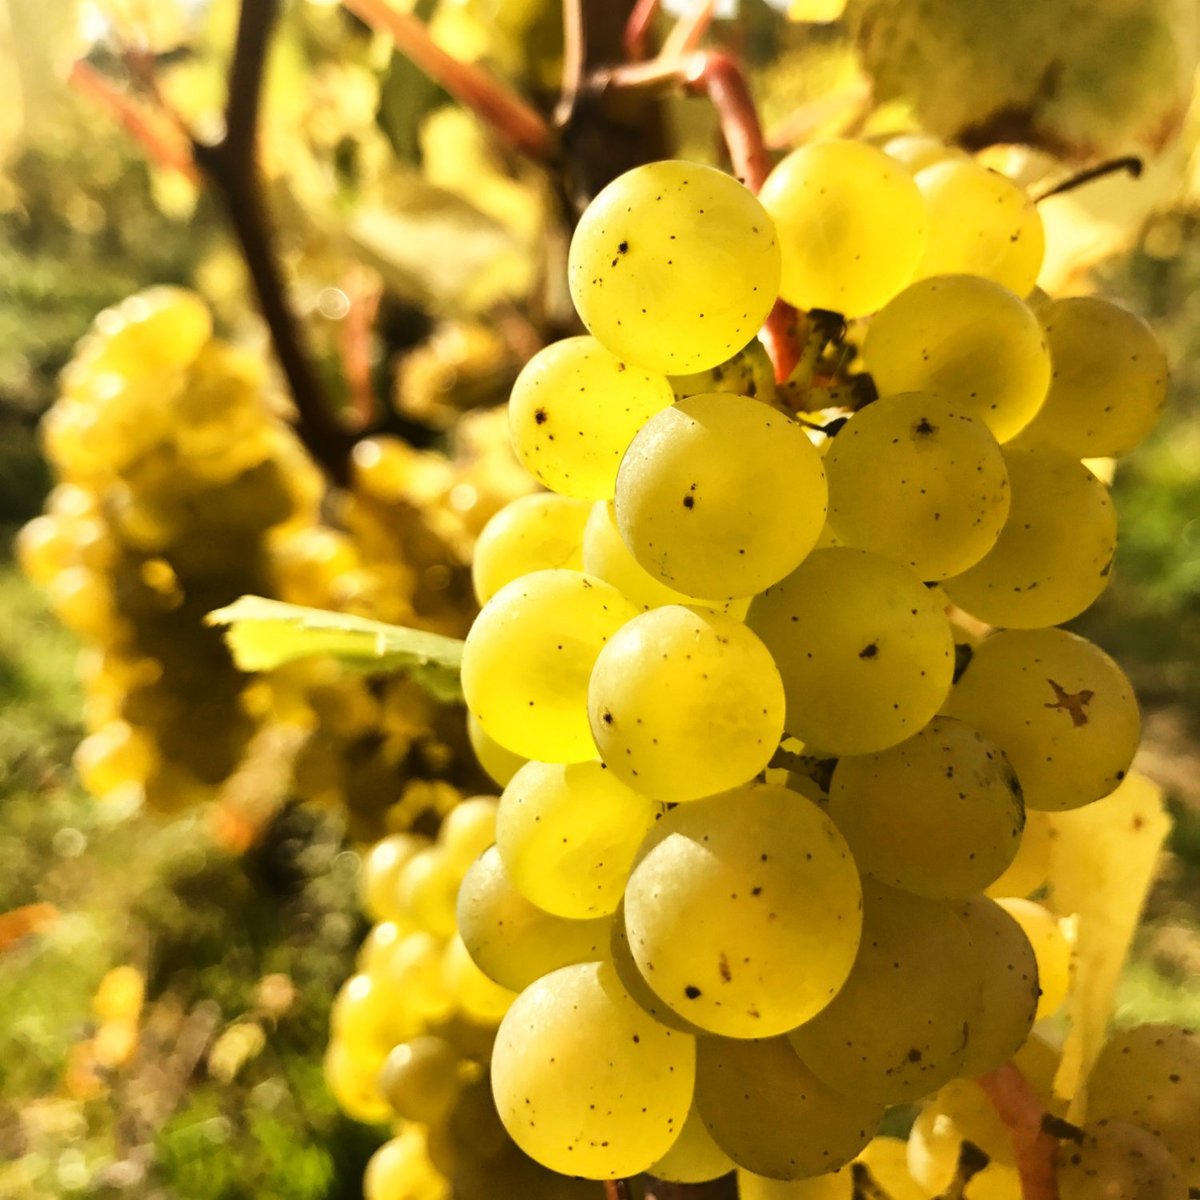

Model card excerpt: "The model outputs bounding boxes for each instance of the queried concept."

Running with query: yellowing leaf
[205,595,464,702]
[1042,772,1171,1117]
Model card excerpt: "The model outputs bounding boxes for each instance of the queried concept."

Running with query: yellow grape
[440,933,516,1023]
[743,1138,933,1200]
[324,1037,392,1125]
[587,606,785,803]
[466,712,527,788]
[359,831,430,923]
[648,1101,736,1184]
[395,846,461,937]
[985,809,1055,898]
[908,1077,1016,1194]
[507,337,674,499]
[491,961,695,1178]
[363,1128,449,1200]
[882,132,966,173]
[378,1035,463,1123]
[461,569,639,762]
[1057,1119,1187,1200]
[995,898,1071,1018]
[568,160,780,374]
[614,393,827,600]
[759,139,928,317]
[436,795,498,872]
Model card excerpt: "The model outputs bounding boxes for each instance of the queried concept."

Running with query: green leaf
[205,596,464,702]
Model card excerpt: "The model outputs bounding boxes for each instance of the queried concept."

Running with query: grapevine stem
[1032,156,1143,202]
[977,1063,1060,1200]
[624,0,661,61]
[340,0,555,161]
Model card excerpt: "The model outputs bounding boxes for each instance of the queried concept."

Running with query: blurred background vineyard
[2,0,1200,1196]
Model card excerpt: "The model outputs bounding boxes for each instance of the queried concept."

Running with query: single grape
[615,393,827,600]
[913,158,1045,295]
[943,628,1140,812]
[695,1036,884,1179]
[788,881,978,1103]
[828,716,1024,899]
[324,1037,393,1124]
[623,782,862,1037]
[496,759,656,917]
[363,1128,449,1200]
[985,809,1055,898]
[359,831,430,923]
[507,337,675,499]
[461,569,639,762]
[863,274,1051,443]
[823,392,1010,580]
[942,442,1116,628]
[747,547,954,755]
[437,796,498,871]
[378,1036,463,1123]
[587,606,785,803]
[759,139,928,317]
[471,492,590,604]
[1015,296,1169,457]
[568,160,780,374]
[648,1101,737,1184]
[1057,1118,1187,1200]
[882,132,966,173]
[467,712,527,788]
[995,897,1071,1018]
[491,961,695,1179]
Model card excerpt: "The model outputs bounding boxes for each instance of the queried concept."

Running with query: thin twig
[977,1062,1059,1200]
[341,0,555,161]
[660,0,715,59]
[556,0,587,127]
[624,0,661,61]
[1033,156,1143,202]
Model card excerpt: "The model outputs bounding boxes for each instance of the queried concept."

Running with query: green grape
[614,393,827,600]
[824,393,1010,580]
[437,796,499,872]
[491,961,695,1179]
[379,1035,464,1122]
[623,782,862,1037]
[467,712,527,788]
[1086,1026,1200,1186]
[694,1036,884,1179]
[441,933,517,1023]
[943,628,1140,812]
[581,500,746,615]
[331,972,411,1059]
[587,606,785,803]
[496,759,656,917]
[373,931,455,1024]
[471,492,590,604]
[456,846,611,992]
[747,548,954,755]
[669,337,777,405]
[956,896,1040,1077]
[1015,296,1170,457]
[396,845,461,937]
[507,337,675,499]
[759,139,927,318]
[648,1101,736,1184]
[995,898,1070,1019]
[1057,1119,1187,1200]
[908,1077,1017,1195]
[882,132,965,173]
[913,159,1045,296]
[363,1129,449,1200]
[985,809,1054,898]
[788,881,977,1103]
[324,1038,393,1124]
[461,569,639,762]
[863,275,1051,443]
[828,716,1024,899]
[358,832,431,922]
[567,160,781,374]
[942,443,1116,628]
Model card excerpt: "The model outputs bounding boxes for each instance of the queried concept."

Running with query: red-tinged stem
[341,0,555,161]
[660,0,715,59]
[68,59,200,184]
[977,1063,1059,1200]
[624,0,661,61]
[687,48,770,192]
[603,1180,632,1200]
[763,300,803,384]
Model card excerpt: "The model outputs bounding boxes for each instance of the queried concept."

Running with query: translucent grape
[669,337,777,405]
[995,898,1071,1018]
[359,831,430,923]
[467,712,527,788]
[759,139,927,317]
[943,628,1140,812]
[614,393,827,599]
[437,796,499,872]
[883,132,966,173]
[694,1036,884,1179]
[496,759,656,917]
[913,159,1045,295]
[1057,1119,1187,1200]
[985,809,1055,898]
[587,606,785,803]
[788,881,977,1103]
[471,492,590,604]
[623,782,862,1037]
[743,1138,933,1199]
[324,1038,393,1124]
[648,1101,736,1184]
[456,846,611,992]
[1086,1025,1200,1185]
[828,716,1024,899]
[957,896,1040,1077]
[568,160,780,374]
[824,392,1010,580]
[1016,296,1169,457]
[908,1078,1018,1195]
[507,337,675,499]
[395,845,460,936]
[378,1036,463,1122]
[440,933,516,1023]
[461,569,639,762]
[491,961,695,1178]
[942,443,1116,628]
[863,275,1051,442]
[364,1129,449,1200]
[747,548,954,755]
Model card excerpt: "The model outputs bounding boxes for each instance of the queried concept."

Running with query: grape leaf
[205,595,464,702]
[1042,771,1171,1118]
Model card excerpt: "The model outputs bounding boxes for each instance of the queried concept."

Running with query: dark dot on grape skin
[685,985,702,999]
[535,408,548,425]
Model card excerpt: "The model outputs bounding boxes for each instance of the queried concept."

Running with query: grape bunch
[440,141,1190,1198]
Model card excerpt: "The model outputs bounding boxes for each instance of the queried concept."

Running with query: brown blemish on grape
[534,408,547,425]
[718,954,732,982]
[914,417,937,436]
[858,642,878,659]
[685,985,702,999]
[1044,679,1094,727]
